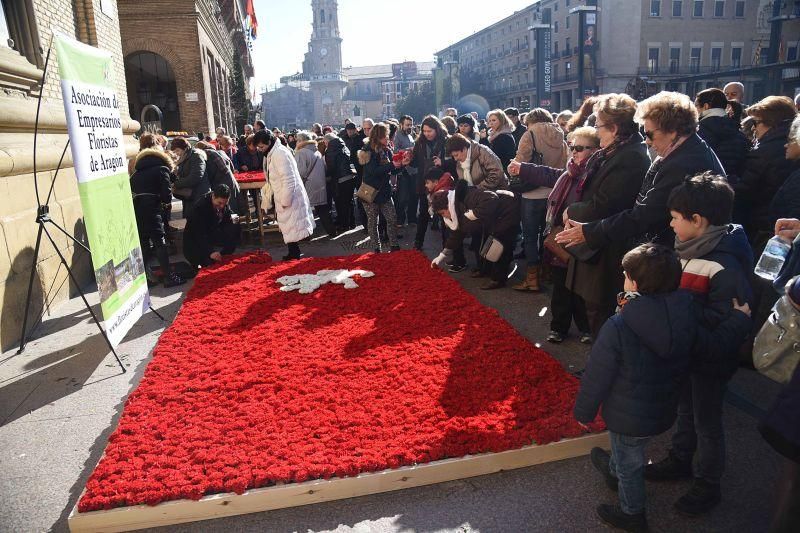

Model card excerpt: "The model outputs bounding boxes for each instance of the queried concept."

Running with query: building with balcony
[380,62,435,119]
[435,0,799,114]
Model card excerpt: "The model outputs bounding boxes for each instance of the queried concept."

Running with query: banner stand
[15,42,165,371]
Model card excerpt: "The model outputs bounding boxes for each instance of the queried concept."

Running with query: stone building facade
[435,0,799,114]
[0,0,139,351]
[118,0,254,136]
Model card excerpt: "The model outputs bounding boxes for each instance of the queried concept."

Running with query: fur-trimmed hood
[357,148,372,166]
[296,139,318,151]
[134,148,174,170]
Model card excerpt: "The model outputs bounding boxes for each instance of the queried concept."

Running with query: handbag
[566,241,601,262]
[543,226,571,264]
[479,235,504,263]
[529,131,543,165]
[356,181,378,203]
[753,289,800,384]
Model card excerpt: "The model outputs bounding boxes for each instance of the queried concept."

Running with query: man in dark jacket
[505,107,526,146]
[183,184,240,269]
[130,148,185,287]
[695,88,750,184]
[645,174,754,515]
[324,134,358,231]
[575,243,750,532]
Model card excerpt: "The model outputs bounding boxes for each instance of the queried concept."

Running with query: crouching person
[430,180,519,290]
[183,184,240,269]
[573,243,751,532]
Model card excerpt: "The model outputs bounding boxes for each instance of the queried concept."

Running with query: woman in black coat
[130,148,185,287]
[171,137,211,219]
[769,117,800,223]
[479,109,517,172]
[695,88,750,184]
[324,134,358,231]
[735,96,800,251]
[197,141,243,215]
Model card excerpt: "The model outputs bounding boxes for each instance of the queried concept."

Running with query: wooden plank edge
[68,432,608,532]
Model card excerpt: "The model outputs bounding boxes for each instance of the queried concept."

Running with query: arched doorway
[124,51,180,133]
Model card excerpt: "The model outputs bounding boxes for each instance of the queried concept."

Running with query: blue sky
[251,0,536,92]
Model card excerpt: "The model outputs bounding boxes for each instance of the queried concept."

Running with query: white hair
[790,115,800,145]
[323,132,339,143]
[294,130,315,143]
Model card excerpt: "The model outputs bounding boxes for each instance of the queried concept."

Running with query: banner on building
[578,10,598,100]
[534,24,552,109]
[54,33,150,347]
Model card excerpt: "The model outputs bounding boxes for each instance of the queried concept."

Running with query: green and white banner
[55,33,149,347]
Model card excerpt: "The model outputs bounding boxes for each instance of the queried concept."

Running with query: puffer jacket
[294,140,328,207]
[515,122,569,199]
[444,180,520,249]
[735,119,800,248]
[130,148,173,216]
[697,112,749,183]
[481,124,516,171]
[261,142,315,243]
[454,140,508,191]
[174,148,211,216]
[358,145,401,205]
[324,136,357,184]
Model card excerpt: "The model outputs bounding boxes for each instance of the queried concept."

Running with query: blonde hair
[568,126,600,147]
[368,122,390,152]
[486,109,514,131]
[635,91,698,136]
[525,108,554,126]
[593,93,638,137]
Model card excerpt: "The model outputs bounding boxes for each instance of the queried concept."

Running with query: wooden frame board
[68,431,608,532]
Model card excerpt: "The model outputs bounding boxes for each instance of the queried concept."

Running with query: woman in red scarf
[508,126,600,343]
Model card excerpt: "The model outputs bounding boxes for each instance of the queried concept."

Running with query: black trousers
[184,223,240,268]
[136,207,170,277]
[550,265,591,334]
[414,193,430,245]
[585,299,617,339]
[314,205,336,236]
[335,178,357,229]
[488,231,517,284]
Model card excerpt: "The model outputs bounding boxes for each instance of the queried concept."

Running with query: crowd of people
[127,85,800,532]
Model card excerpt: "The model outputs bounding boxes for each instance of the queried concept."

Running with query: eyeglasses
[595,122,610,130]
[644,129,660,141]
[569,144,597,152]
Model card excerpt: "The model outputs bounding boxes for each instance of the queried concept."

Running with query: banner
[534,9,552,109]
[578,10,598,100]
[54,33,149,347]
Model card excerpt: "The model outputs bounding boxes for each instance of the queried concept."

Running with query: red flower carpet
[78,251,603,512]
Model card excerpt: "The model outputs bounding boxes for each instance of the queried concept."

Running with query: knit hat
[456,114,476,128]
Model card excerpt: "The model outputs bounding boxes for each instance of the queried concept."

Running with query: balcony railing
[636,64,751,76]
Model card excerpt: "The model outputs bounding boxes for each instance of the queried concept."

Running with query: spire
[311,0,340,39]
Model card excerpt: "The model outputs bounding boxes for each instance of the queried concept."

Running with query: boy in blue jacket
[646,172,754,515]
[574,243,751,532]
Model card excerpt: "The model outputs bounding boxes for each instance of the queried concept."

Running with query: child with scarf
[646,172,754,515]
[508,126,600,343]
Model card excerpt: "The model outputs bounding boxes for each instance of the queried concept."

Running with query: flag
[245,0,258,39]
[753,40,762,65]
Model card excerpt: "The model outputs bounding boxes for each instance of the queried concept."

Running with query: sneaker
[162,273,186,288]
[590,448,618,491]
[674,479,721,515]
[644,453,693,482]
[596,504,648,533]
[448,264,466,273]
[579,332,593,344]
[547,330,565,343]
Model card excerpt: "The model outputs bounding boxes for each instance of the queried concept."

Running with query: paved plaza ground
[0,216,785,533]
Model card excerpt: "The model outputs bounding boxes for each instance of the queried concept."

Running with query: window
[731,46,742,67]
[553,63,559,80]
[565,37,571,54]
[735,0,744,17]
[0,0,43,69]
[670,47,681,73]
[554,40,560,55]
[651,0,662,16]
[566,61,571,77]
[648,47,660,73]
[320,9,325,23]
[693,0,703,17]
[788,45,798,62]
[714,0,724,17]
[759,48,769,65]
[690,47,701,72]
[566,15,570,29]
[711,47,722,69]
[554,1,559,11]
[673,0,683,16]
[554,21,559,33]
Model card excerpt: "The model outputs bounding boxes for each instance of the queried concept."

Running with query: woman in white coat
[253,129,315,260]
[294,131,336,236]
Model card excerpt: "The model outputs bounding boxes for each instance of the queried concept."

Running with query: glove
[431,252,447,269]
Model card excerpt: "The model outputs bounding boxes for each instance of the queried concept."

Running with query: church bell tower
[303,0,347,125]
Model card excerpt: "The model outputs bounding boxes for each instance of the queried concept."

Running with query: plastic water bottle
[754,236,792,280]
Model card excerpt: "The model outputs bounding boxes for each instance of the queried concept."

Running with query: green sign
[55,33,149,346]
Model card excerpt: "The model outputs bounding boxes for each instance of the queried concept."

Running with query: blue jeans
[609,431,651,515]
[521,197,547,266]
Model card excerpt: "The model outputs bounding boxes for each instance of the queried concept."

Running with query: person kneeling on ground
[130,147,186,288]
[430,180,519,290]
[183,184,240,269]
[574,243,751,532]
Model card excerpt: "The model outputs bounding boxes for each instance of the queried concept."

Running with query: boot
[674,479,721,515]
[590,447,618,492]
[512,265,540,292]
[644,452,693,481]
[596,504,649,533]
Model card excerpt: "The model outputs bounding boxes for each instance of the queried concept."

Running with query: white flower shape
[276,269,375,294]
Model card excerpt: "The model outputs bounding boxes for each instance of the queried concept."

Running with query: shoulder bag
[753,287,800,384]
[479,235,504,263]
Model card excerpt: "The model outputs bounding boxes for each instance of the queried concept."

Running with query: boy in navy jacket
[646,172,754,515]
[575,243,750,532]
